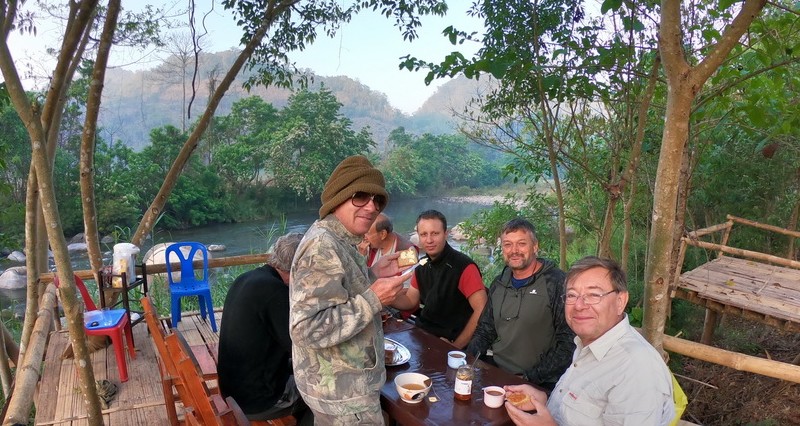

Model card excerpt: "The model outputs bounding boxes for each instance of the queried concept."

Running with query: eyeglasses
[563,290,618,305]
[350,191,387,211]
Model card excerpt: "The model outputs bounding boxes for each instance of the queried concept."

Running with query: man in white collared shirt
[504,256,674,426]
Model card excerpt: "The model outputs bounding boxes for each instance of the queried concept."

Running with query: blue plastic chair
[165,242,217,332]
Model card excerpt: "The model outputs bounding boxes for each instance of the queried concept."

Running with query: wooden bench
[142,296,295,425]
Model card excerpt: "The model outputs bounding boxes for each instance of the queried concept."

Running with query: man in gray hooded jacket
[467,218,575,391]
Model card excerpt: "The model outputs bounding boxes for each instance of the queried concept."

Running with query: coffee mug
[447,350,467,369]
[483,386,506,408]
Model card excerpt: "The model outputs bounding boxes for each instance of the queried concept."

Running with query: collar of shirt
[319,215,363,246]
[574,313,630,362]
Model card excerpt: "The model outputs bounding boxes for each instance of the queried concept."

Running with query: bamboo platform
[675,256,800,332]
[34,310,221,425]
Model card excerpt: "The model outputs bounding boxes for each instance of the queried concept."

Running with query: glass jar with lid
[454,364,473,400]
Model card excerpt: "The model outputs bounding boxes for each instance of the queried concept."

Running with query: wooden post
[718,219,734,258]
[670,239,689,299]
[700,308,718,345]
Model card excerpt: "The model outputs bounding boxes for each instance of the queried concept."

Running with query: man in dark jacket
[218,232,310,423]
[392,210,487,349]
[467,218,575,391]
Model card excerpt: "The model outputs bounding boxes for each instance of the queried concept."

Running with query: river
[0,197,495,315]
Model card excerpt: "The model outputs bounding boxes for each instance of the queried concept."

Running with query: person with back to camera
[217,232,312,424]
[503,256,675,425]
[391,209,487,349]
[467,218,575,391]
[289,155,410,425]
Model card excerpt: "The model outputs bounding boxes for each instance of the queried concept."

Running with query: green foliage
[268,87,375,200]
[458,193,562,281]
[0,96,25,247]
[206,96,279,194]
[378,128,506,196]
[381,145,422,194]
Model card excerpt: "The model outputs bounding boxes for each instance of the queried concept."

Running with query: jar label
[454,379,472,395]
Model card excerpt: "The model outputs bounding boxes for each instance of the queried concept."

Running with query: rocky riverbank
[441,194,521,206]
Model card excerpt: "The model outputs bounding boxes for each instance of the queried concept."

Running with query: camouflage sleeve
[290,234,382,350]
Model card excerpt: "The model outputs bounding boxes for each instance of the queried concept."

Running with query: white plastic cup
[483,386,506,408]
[447,350,467,369]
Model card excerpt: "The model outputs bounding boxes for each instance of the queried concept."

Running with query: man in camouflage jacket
[290,155,408,425]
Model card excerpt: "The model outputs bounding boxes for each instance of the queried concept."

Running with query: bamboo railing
[671,215,800,296]
[662,332,800,384]
[37,253,272,283]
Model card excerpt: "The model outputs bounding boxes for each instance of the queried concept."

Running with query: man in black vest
[392,210,487,349]
[467,218,575,392]
[218,233,311,424]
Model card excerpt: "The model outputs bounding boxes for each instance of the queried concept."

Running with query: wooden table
[381,319,529,425]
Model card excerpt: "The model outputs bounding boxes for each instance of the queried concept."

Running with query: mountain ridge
[99,49,486,150]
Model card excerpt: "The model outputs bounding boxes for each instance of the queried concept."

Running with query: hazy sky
[6,1,485,114]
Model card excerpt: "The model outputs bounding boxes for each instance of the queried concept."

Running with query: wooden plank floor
[34,310,221,425]
[677,256,800,330]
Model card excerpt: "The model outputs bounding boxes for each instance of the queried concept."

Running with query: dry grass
[675,314,800,425]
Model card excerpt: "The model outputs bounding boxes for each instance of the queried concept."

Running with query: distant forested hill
[98,49,485,151]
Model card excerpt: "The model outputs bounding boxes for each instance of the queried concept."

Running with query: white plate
[385,338,411,366]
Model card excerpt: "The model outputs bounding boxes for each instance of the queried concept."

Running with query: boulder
[100,235,115,244]
[69,233,86,244]
[7,251,25,262]
[67,243,88,253]
[207,244,226,252]
[0,266,27,290]
[449,223,468,241]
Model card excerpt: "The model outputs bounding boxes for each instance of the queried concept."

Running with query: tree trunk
[0,1,103,422]
[19,169,41,358]
[622,58,660,269]
[0,323,18,366]
[598,198,618,260]
[32,125,103,425]
[644,0,767,351]
[81,0,120,303]
[0,322,14,396]
[548,143,568,270]
[642,83,693,349]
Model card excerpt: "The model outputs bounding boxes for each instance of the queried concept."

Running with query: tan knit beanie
[319,155,388,219]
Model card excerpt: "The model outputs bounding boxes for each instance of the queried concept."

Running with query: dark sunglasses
[350,191,387,211]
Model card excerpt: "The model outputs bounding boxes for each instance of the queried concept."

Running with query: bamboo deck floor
[675,256,800,332]
[34,310,221,425]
